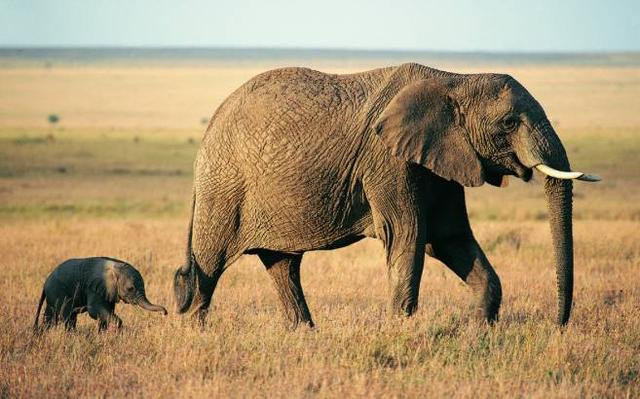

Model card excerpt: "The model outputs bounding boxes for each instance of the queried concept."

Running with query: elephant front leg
[88,303,122,332]
[258,250,314,329]
[428,236,502,323]
[97,313,122,332]
[366,176,427,318]
[387,241,426,317]
[43,305,55,329]
[64,313,78,331]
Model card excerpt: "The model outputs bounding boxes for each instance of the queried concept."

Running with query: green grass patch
[0,127,200,178]
[0,200,185,218]
[1,126,638,221]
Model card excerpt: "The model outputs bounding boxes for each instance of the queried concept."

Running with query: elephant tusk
[534,164,601,182]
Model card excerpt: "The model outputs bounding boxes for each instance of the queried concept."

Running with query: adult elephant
[174,63,599,328]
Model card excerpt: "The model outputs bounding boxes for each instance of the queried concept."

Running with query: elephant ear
[373,79,484,187]
[89,262,119,302]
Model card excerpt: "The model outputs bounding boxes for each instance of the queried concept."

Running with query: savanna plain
[0,56,639,397]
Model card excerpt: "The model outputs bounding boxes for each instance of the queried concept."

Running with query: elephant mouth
[516,164,533,182]
[484,153,532,184]
[503,151,533,182]
[122,295,140,305]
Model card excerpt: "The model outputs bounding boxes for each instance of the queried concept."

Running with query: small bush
[48,114,60,126]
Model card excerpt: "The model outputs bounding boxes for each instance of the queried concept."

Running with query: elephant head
[105,263,168,315]
[373,65,600,325]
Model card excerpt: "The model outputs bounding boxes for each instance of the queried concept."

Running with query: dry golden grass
[1,219,638,397]
[1,64,639,130]
[0,59,639,397]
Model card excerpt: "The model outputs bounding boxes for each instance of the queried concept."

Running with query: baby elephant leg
[89,304,122,332]
[43,305,55,329]
[49,298,79,331]
[97,313,122,332]
[47,297,72,328]
[63,308,78,331]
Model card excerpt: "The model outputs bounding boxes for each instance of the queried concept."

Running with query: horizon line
[1,46,639,56]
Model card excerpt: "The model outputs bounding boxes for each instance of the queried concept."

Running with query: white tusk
[534,164,582,179]
[534,164,601,182]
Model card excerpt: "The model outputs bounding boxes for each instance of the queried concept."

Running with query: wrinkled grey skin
[35,257,167,332]
[175,63,582,329]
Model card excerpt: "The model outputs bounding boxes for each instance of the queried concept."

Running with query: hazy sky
[1,0,638,52]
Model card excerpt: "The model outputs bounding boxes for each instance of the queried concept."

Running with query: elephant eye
[501,116,519,132]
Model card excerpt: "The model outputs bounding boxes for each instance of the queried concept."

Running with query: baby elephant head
[109,263,168,315]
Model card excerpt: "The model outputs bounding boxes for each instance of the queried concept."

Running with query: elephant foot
[480,272,502,325]
[284,317,315,331]
[281,307,315,330]
[187,304,210,330]
[277,299,314,330]
[389,294,420,318]
[197,308,209,330]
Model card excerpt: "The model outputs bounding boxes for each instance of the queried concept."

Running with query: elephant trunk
[136,295,168,315]
[544,177,574,325]
[516,123,581,325]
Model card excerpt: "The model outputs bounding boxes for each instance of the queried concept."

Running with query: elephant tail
[185,189,195,267]
[33,288,46,332]
[174,189,197,313]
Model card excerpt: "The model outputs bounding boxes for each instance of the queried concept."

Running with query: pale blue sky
[1,0,638,52]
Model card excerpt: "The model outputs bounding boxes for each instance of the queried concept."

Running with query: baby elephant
[34,257,167,332]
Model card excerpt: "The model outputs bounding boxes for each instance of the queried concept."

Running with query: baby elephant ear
[374,79,484,187]
[89,262,119,302]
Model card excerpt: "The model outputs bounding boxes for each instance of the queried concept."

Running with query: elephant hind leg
[43,304,55,329]
[428,236,502,323]
[64,311,78,331]
[257,250,314,329]
[190,251,234,328]
[47,297,70,328]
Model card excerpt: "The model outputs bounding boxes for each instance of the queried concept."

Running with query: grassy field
[0,60,639,397]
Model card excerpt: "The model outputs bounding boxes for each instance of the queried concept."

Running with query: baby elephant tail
[33,288,46,332]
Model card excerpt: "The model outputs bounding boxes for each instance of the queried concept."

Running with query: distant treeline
[1,47,639,67]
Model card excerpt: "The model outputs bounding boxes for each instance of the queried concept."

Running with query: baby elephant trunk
[136,296,168,315]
